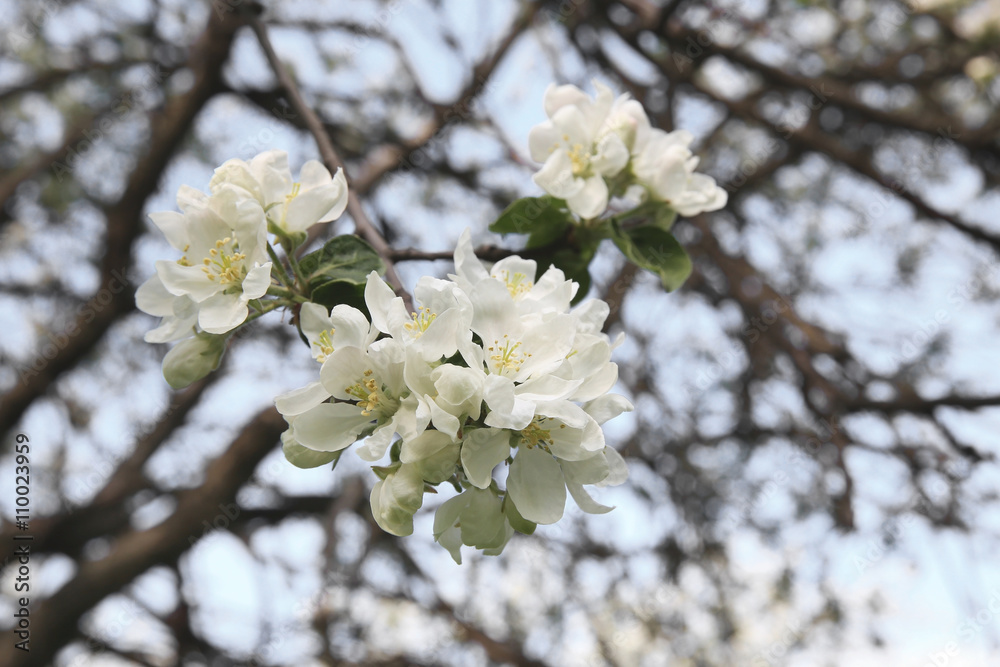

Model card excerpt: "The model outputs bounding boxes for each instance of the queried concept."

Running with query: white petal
[319,346,370,400]
[533,151,583,199]
[595,446,629,487]
[592,132,629,176]
[400,429,454,463]
[330,304,375,348]
[491,256,537,286]
[249,149,293,205]
[528,120,563,163]
[506,445,566,524]
[452,228,491,287]
[285,184,341,232]
[364,271,398,334]
[300,302,332,345]
[482,375,534,430]
[275,381,330,416]
[461,428,510,489]
[356,422,396,461]
[155,260,220,302]
[571,298,610,334]
[584,393,634,425]
[533,400,589,428]
[565,175,608,219]
[434,493,469,540]
[560,451,611,485]
[148,211,189,250]
[241,262,272,300]
[543,82,589,117]
[293,403,371,452]
[198,292,248,334]
[565,480,614,514]
[135,274,175,317]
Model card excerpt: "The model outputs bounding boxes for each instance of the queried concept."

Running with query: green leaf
[612,225,692,292]
[490,196,571,238]
[552,249,593,305]
[282,437,345,469]
[503,493,536,535]
[308,279,368,315]
[298,235,384,286]
[612,201,677,230]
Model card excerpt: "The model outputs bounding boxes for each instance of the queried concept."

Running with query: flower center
[345,369,395,417]
[199,237,246,284]
[495,270,533,299]
[403,306,437,336]
[312,328,335,364]
[487,334,531,376]
[520,421,553,450]
[567,142,591,176]
[520,418,567,451]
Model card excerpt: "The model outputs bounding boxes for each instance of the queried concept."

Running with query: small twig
[250,18,413,310]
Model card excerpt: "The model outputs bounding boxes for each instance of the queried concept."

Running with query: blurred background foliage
[1,0,1000,665]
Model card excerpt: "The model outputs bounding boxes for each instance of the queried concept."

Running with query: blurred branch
[0,373,218,563]
[250,17,414,311]
[0,8,248,440]
[0,59,152,104]
[0,407,286,667]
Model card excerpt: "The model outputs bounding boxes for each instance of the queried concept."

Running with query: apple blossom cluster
[529,80,728,219]
[136,150,348,386]
[275,230,632,563]
[135,79,719,562]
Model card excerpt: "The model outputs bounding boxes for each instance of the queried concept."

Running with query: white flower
[151,184,272,334]
[298,301,376,365]
[598,93,651,157]
[364,271,473,362]
[631,129,728,216]
[135,273,198,343]
[274,302,378,425]
[450,230,577,316]
[401,350,485,440]
[528,81,629,219]
[284,338,410,461]
[505,397,632,524]
[210,149,349,234]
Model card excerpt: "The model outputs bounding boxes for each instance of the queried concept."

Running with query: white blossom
[150,184,272,334]
[210,149,349,234]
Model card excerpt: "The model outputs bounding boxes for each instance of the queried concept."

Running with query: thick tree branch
[0,10,247,439]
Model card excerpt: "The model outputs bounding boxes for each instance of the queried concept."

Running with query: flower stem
[245,299,284,323]
[271,228,310,290]
[266,286,307,303]
[267,242,295,288]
